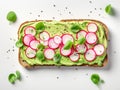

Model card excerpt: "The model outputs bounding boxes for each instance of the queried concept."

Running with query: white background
[0,0,120,90]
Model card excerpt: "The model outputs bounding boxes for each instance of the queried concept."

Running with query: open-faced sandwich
[16,19,108,68]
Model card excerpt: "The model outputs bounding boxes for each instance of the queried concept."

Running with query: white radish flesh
[94,44,105,56]
[23,34,35,46]
[44,48,55,59]
[69,52,80,62]
[24,26,36,36]
[40,40,48,46]
[85,49,96,61]
[62,34,74,44]
[39,31,50,41]
[87,23,98,32]
[48,38,59,49]
[76,30,87,39]
[53,35,62,44]
[25,47,36,58]
[30,40,40,50]
[86,32,97,44]
[60,46,72,56]
[76,44,87,53]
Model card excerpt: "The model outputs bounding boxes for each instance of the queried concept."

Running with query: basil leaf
[53,53,62,63]
[36,50,45,61]
[64,40,73,50]
[8,73,17,84]
[35,22,45,33]
[71,24,81,33]
[15,38,23,48]
[78,36,86,44]
[16,71,21,80]
[91,74,100,85]
[105,4,112,15]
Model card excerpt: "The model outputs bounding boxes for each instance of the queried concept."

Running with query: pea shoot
[7,11,17,22]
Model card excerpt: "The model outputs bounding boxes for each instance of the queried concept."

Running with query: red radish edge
[24,26,36,36]
[84,49,96,62]
[76,30,87,39]
[48,38,59,49]
[93,44,105,56]
[23,34,35,46]
[87,22,98,32]
[61,34,74,45]
[53,35,62,44]
[29,40,40,50]
[39,31,50,41]
[69,52,80,62]
[85,32,98,45]
[44,48,55,60]
[25,47,36,58]
[76,44,88,54]
[60,46,72,56]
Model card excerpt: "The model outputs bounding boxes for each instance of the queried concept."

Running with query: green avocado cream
[18,20,107,66]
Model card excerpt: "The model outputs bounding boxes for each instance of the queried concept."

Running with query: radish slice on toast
[76,44,87,54]
[39,31,50,41]
[87,23,98,32]
[30,40,40,50]
[62,34,74,44]
[76,30,87,39]
[85,49,96,61]
[25,47,36,58]
[44,48,55,59]
[48,38,59,49]
[86,32,97,44]
[60,46,72,56]
[94,44,105,56]
[53,35,62,44]
[24,26,36,36]
[69,52,80,62]
[40,40,48,46]
[23,34,35,46]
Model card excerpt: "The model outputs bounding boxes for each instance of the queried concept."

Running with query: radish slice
[23,34,35,46]
[48,38,59,49]
[62,34,74,44]
[86,32,97,44]
[69,52,80,62]
[44,48,55,59]
[93,44,105,56]
[76,30,87,39]
[30,40,40,50]
[60,46,72,56]
[39,31,50,41]
[84,49,96,61]
[40,40,48,46]
[85,43,91,49]
[24,26,36,36]
[87,23,98,32]
[53,35,62,44]
[25,47,36,58]
[76,44,87,54]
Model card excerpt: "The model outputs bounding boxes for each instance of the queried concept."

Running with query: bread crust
[18,19,109,68]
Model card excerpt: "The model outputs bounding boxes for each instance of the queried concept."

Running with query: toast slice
[17,19,109,68]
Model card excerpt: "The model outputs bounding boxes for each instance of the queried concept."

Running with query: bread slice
[17,19,109,68]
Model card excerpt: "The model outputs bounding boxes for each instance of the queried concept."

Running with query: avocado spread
[17,20,107,66]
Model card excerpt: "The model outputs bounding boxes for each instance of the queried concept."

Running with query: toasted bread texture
[18,19,109,68]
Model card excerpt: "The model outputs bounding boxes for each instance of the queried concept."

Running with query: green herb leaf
[78,36,86,44]
[36,50,45,61]
[8,73,17,84]
[7,11,17,22]
[15,38,23,48]
[81,22,88,29]
[35,22,45,33]
[16,71,21,80]
[105,4,112,15]
[37,43,45,51]
[71,24,80,33]
[64,40,73,50]
[53,53,62,63]
[91,74,100,85]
